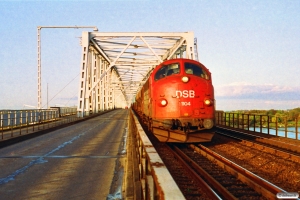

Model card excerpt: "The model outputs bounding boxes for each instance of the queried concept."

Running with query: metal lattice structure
[77,31,197,117]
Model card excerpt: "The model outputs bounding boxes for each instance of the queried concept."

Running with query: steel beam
[37,26,97,109]
[77,31,197,115]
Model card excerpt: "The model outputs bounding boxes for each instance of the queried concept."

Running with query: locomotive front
[149,58,215,142]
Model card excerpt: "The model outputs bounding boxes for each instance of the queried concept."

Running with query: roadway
[0,109,129,200]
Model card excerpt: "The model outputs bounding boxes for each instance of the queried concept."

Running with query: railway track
[154,141,289,199]
[138,113,299,199]
[217,126,300,154]
[147,129,297,199]
[204,131,300,193]
[216,127,300,157]
[144,124,284,199]
[154,142,221,200]
[182,144,287,199]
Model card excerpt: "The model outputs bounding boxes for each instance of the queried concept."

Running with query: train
[132,58,215,143]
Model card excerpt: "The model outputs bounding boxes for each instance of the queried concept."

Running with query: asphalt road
[0,109,129,200]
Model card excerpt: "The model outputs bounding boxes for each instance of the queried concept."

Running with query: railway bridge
[0,108,299,199]
[37,30,199,116]
[0,30,299,199]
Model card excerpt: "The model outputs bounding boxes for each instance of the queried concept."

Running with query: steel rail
[217,126,300,154]
[216,129,300,163]
[190,144,287,199]
[169,144,231,200]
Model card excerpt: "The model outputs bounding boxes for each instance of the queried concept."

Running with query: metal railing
[129,110,185,199]
[0,108,77,140]
[216,111,300,140]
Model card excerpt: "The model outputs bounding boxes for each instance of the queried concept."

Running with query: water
[248,127,300,140]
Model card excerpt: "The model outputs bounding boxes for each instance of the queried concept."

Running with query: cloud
[215,82,300,100]
[215,98,300,111]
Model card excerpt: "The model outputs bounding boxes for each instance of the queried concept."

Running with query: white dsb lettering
[175,90,195,98]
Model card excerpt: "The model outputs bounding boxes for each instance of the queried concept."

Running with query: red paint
[133,58,215,142]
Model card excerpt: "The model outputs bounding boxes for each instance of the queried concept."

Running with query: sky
[0,0,299,111]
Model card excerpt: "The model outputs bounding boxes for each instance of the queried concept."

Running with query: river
[248,127,300,140]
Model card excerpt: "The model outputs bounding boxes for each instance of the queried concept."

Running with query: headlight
[203,119,214,129]
[204,98,212,106]
[159,99,168,106]
[181,76,189,83]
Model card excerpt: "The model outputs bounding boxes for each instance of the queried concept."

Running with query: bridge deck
[0,109,131,199]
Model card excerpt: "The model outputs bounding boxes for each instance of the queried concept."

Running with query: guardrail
[0,107,99,140]
[0,108,77,129]
[128,110,185,199]
[216,111,300,140]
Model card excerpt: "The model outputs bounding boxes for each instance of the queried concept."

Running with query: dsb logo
[175,90,195,98]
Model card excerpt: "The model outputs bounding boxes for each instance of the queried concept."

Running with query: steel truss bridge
[67,31,198,117]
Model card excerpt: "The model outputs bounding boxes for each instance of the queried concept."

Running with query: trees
[226,107,300,126]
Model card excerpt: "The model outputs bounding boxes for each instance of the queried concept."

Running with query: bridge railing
[128,110,185,199]
[216,111,300,140]
[0,107,78,128]
[0,109,59,128]
[0,108,113,140]
[0,108,77,139]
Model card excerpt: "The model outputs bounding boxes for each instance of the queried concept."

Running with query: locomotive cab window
[154,63,180,81]
[184,62,209,80]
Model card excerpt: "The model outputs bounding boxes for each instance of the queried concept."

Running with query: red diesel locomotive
[133,58,215,142]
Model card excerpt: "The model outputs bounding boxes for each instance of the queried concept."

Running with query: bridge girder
[77,31,196,117]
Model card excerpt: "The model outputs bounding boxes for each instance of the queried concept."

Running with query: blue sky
[0,0,299,111]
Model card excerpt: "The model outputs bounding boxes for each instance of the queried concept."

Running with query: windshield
[184,62,209,80]
[154,63,180,81]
